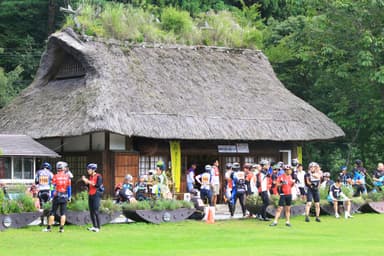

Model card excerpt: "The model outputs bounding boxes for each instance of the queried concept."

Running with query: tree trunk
[47,0,56,35]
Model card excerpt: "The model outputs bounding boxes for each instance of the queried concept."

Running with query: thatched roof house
[0,28,344,194]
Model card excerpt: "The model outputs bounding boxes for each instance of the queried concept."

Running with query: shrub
[161,7,193,35]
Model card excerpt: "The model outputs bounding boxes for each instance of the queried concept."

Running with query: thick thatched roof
[0,28,344,141]
[0,134,60,157]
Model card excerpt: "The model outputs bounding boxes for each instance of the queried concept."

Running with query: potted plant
[42,191,122,226]
[0,185,40,231]
[122,199,194,224]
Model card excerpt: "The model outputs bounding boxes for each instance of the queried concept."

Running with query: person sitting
[328,179,353,219]
[134,175,148,201]
[372,163,384,192]
[320,172,334,189]
[115,175,135,203]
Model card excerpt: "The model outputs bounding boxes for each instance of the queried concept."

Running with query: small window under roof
[55,53,85,79]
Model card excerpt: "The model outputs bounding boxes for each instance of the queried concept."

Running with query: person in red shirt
[82,163,103,232]
[270,165,295,227]
[43,161,71,233]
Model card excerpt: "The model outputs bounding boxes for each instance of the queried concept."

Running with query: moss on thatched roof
[0,28,344,141]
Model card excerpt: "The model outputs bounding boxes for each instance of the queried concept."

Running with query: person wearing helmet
[304,162,322,222]
[269,165,279,196]
[230,162,247,217]
[270,165,295,227]
[320,172,334,189]
[82,163,103,232]
[195,165,213,206]
[61,161,74,180]
[43,161,72,233]
[134,175,148,201]
[256,160,271,221]
[116,174,134,203]
[35,162,54,211]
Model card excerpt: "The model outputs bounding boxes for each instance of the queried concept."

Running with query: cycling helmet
[284,165,292,170]
[125,174,133,181]
[259,160,269,166]
[87,163,98,170]
[323,172,330,177]
[56,161,66,170]
[340,166,347,171]
[42,162,52,170]
[205,165,212,172]
[225,163,232,169]
[156,160,165,170]
[292,158,299,167]
[355,159,362,166]
[232,162,240,171]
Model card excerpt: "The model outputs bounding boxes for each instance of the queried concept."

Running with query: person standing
[270,165,295,227]
[196,165,213,206]
[295,164,307,202]
[304,162,322,222]
[43,162,71,233]
[231,162,247,217]
[35,162,53,211]
[211,160,220,207]
[186,163,196,193]
[82,163,103,232]
[224,163,234,215]
[352,159,367,196]
[257,160,271,221]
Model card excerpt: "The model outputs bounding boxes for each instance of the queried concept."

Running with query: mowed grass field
[2,214,383,256]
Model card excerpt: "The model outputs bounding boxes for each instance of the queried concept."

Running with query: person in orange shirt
[43,161,71,233]
[82,163,104,232]
[270,165,295,227]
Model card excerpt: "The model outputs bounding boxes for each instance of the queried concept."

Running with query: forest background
[0,0,383,178]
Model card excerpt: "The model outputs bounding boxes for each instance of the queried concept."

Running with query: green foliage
[100,198,122,214]
[67,191,89,211]
[0,65,23,108]
[63,2,262,49]
[0,185,37,214]
[122,199,193,211]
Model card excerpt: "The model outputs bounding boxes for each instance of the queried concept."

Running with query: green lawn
[2,214,383,256]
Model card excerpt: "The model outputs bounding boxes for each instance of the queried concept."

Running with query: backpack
[96,174,105,193]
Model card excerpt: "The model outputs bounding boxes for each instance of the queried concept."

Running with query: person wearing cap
[195,165,213,206]
[328,178,353,219]
[256,160,271,221]
[152,160,170,198]
[304,162,322,222]
[270,165,295,227]
[352,159,367,196]
[82,163,103,232]
[339,166,353,187]
[43,161,72,233]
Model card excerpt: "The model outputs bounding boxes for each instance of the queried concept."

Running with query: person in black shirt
[329,179,352,219]
[304,162,322,222]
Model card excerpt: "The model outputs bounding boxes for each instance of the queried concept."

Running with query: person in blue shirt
[352,160,367,196]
